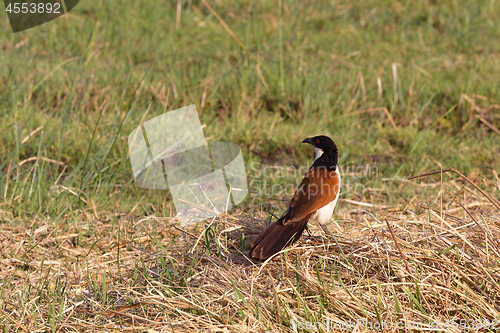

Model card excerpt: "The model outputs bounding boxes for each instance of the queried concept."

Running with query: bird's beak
[302,137,314,145]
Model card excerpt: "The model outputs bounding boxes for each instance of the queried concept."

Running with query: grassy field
[1,0,500,331]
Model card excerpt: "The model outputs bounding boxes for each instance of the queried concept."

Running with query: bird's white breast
[313,147,324,161]
[309,166,341,225]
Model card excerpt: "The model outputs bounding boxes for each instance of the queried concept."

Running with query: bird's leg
[305,225,323,241]
[305,225,313,237]
[320,224,336,240]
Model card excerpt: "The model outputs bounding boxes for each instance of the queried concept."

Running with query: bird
[249,135,341,260]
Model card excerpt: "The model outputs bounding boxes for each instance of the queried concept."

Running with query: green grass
[1,0,500,219]
[1,0,500,331]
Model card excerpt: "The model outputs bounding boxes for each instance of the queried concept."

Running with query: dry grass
[1,173,500,332]
[2,1,500,331]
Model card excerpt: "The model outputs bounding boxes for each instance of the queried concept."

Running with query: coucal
[249,135,341,260]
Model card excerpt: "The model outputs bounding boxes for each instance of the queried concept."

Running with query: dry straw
[1,170,500,331]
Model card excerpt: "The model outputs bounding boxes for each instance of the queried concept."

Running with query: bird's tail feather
[249,217,309,260]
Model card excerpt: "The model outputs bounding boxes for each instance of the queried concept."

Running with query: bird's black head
[302,135,339,165]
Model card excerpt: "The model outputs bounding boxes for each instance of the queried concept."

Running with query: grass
[1,176,500,332]
[1,0,500,331]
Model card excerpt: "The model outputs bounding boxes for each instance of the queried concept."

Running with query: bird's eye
[315,139,319,144]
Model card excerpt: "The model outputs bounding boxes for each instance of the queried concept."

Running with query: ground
[1,0,500,332]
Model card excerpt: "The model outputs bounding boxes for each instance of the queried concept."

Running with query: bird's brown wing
[249,214,311,260]
[282,167,340,225]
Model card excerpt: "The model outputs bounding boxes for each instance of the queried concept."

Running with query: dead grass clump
[1,173,500,332]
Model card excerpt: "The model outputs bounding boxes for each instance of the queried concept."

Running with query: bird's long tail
[249,217,309,260]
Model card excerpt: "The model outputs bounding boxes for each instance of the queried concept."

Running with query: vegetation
[1,0,500,331]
